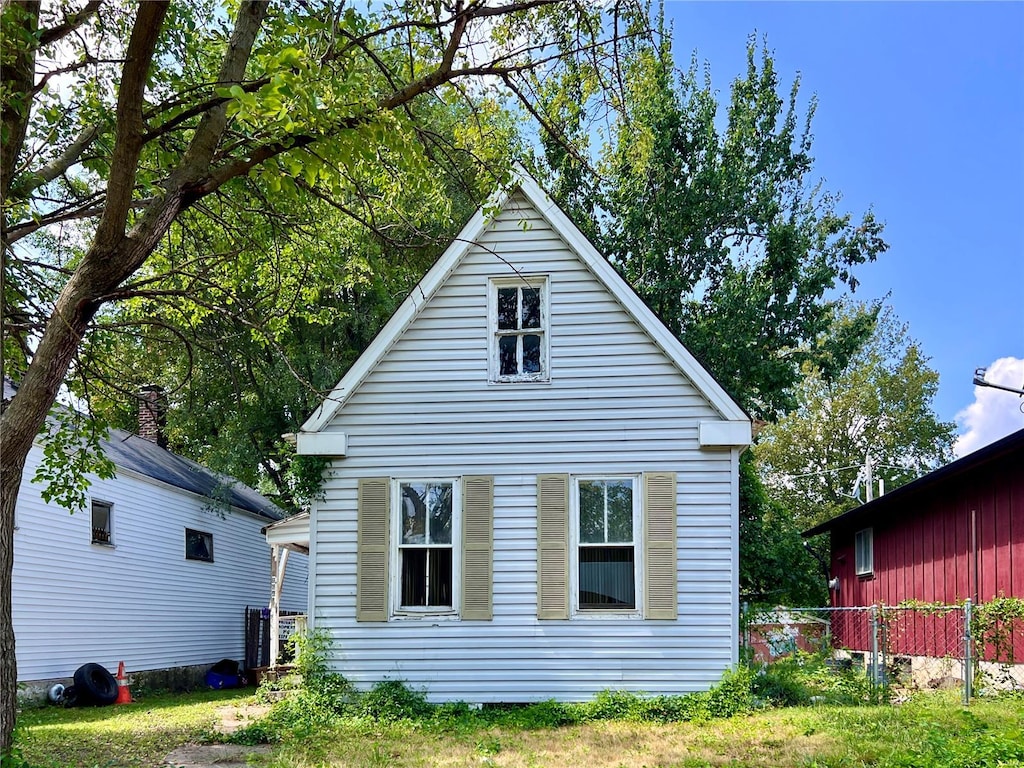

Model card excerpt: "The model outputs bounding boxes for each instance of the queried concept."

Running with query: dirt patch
[165,743,271,767]
[213,702,272,735]
[164,702,274,766]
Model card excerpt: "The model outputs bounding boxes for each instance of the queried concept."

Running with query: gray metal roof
[100,427,285,521]
[4,379,284,521]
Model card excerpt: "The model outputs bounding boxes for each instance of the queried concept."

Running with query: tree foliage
[0,0,646,751]
[537,25,886,420]
[738,453,826,606]
[755,304,957,529]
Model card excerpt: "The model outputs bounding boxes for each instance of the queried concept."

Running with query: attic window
[488,277,549,383]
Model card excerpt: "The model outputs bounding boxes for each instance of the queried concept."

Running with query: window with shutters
[571,477,641,614]
[392,480,460,615]
[488,276,549,383]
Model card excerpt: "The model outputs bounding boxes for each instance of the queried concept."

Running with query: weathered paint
[309,190,745,702]
[12,443,308,681]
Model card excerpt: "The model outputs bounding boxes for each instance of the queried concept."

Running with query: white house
[11,385,307,687]
[291,174,751,702]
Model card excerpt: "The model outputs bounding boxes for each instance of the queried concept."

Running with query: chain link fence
[741,602,1024,703]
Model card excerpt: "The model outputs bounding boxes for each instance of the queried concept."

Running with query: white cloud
[955,356,1024,457]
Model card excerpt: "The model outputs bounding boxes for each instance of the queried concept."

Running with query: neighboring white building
[11,388,307,684]
[292,174,751,703]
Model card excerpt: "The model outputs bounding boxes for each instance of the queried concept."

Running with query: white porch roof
[262,511,310,555]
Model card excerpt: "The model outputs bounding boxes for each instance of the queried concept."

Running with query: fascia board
[299,187,514,433]
[516,175,749,424]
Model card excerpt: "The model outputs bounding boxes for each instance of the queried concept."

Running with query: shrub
[358,680,433,722]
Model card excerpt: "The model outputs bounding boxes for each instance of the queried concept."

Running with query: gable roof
[5,379,285,521]
[300,171,749,434]
[803,427,1024,537]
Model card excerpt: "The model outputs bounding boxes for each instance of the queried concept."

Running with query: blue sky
[662,1,1024,452]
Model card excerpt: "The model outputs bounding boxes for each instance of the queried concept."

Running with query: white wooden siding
[312,192,738,701]
[12,445,307,681]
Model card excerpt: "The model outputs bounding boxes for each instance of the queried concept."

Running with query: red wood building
[804,427,1023,660]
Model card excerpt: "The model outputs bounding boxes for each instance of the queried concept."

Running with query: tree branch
[93,1,169,249]
[8,124,99,199]
[37,0,101,47]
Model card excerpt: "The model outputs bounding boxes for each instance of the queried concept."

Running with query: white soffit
[295,431,347,456]
[699,421,752,448]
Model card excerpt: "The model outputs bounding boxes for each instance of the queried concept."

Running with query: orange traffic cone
[115,661,132,704]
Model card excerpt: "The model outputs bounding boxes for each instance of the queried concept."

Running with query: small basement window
[91,500,113,545]
[185,528,214,562]
[854,528,873,576]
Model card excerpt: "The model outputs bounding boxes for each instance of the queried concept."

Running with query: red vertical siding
[827,443,1023,657]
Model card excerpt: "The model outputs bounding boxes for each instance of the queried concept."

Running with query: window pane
[91,502,111,543]
[401,483,427,544]
[428,483,452,545]
[185,529,213,562]
[497,288,518,330]
[606,480,634,543]
[401,548,427,606]
[579,481,605,543]
[522,334,541,373]
[499,335,518,376]
[427,548,453,606]
[400,548,452,608]
[521,288,541,328]
[579,546,635,609]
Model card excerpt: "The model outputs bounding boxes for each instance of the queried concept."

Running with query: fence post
[963,599,973,705]
[740,601,749,661]
[870,604,880,689]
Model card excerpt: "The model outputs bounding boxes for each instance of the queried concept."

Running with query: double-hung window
[394,480,458,613]
[489,277,548,382]
[854,528,873,576]
[574,477,641,612]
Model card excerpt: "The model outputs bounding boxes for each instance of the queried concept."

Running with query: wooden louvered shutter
[643,472,677,620]
[356,478,390,622]
[537,474,569,619]
[461,476,494,620]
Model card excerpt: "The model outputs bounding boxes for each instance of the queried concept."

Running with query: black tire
[62,685,80,708]
[73,663,118,706]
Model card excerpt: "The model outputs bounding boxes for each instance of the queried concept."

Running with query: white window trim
[91,499,114,547]
[569,475,643,619]
[487,275,550,384]
[390,478,461,619]
[855,527,873,576]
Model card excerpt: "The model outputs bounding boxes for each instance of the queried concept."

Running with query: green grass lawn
[13,689,1024,768]
[14,687,251,767]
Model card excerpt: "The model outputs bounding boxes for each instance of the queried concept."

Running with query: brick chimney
[138,385,168,448]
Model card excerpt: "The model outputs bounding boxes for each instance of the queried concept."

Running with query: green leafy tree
[538,27,886,420]
[755,304,957,530]
[738,453,826,606]
[0,0,645,750]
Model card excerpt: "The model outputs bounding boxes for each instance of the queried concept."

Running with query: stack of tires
[53,663,119,707]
